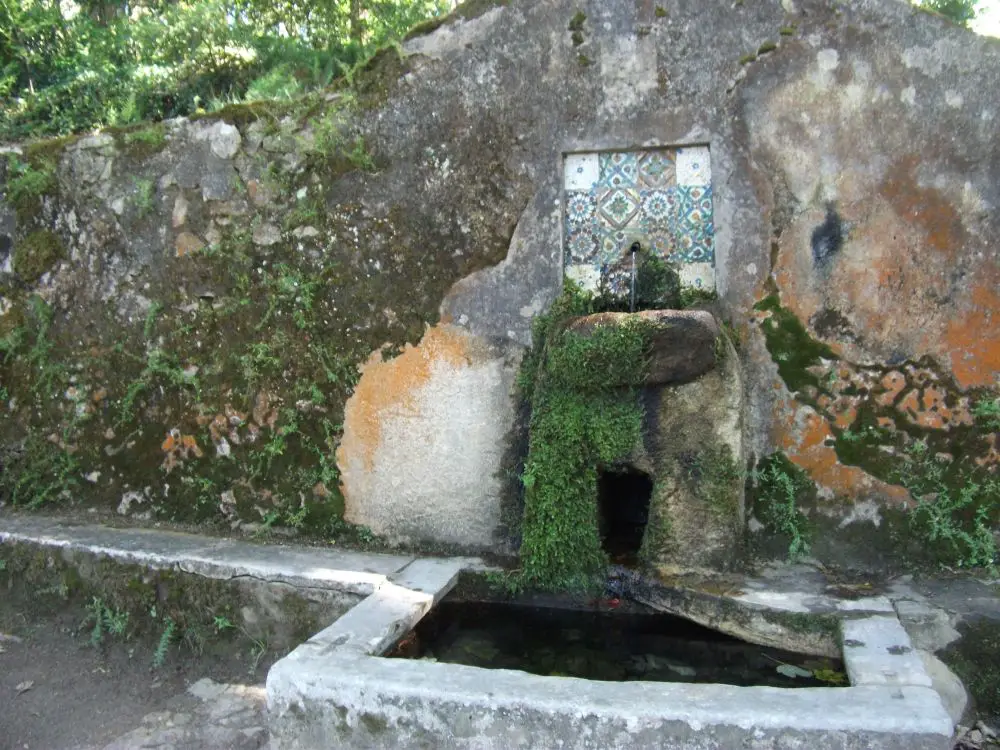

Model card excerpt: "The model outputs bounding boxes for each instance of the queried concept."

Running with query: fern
[153,617,176,668]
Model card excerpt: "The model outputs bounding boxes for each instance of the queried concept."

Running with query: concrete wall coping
[0,515,419,596]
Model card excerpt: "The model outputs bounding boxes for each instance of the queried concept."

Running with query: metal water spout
[629,241,641,312]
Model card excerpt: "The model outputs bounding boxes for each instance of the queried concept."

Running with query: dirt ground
[0,587,276,750]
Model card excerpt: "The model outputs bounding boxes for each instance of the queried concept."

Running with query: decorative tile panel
[563,146,715,293]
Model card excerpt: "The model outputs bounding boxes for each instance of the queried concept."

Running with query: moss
[779,25,797,35]
[577,53,593,67]
[739,53,757,65]
[754,294,836,393]
[348,45,412,112]
[655,6,668,18]
[512,282,657,593]
[757,40,778,54]
[189,100,293,128]
[568,11,587,32]
[13,230,64,283]
[116,123,168,159]
[688,443,742,518]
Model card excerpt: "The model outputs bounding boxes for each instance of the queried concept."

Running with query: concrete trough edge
[267,566,954,749]
[0,516,417,596]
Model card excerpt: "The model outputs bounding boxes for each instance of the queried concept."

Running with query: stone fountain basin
[266,562,953,750]
[564,309,721,386]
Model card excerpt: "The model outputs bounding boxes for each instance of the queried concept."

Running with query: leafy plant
[896,440,998,570]
[84,597,130,646]
[153,617,177,668]
[972,396,1000,432]
[751,453,812,559]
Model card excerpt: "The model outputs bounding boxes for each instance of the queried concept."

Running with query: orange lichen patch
[877,371,907,407]
[830,395,860,430]
[337,324,477,473]
[777,402,910,505]
[161,429,204,474]
[943,277,1000,389]
[880,156,965,256]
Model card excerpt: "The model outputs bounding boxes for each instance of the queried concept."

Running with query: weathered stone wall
[2,0,999,570]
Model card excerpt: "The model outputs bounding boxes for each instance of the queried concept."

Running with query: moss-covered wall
[1,0,999,571]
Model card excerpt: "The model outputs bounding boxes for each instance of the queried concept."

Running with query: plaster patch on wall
[338,324,514,547]
[563,147,715,293]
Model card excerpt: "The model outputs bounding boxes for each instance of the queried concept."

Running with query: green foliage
[896,440,998,570]
[595,248,681,312]
[513,283,655,592]
[84,596,130,646]
[3,154,58,219]
[972,396,1000,431]
[153,617,177,668]
[912,0,979,27]
[0,0,451,140]
[751,453,813,559]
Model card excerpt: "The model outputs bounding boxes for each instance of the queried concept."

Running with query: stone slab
[0,515,415,595]
[842,616,933,688]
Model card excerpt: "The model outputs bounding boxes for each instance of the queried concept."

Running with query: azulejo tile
[639,189,673,228]
[676,146,712,187]
[637,151,676,188]
[565,190,597,229]
[599,152,639,188]
[597,188,641,229]
[564,153,600,191]
[566,228,599,263]
[563,147,716,292]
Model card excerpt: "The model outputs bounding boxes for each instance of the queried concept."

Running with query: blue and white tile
[565,190,597,229]
[676,146,711,187]
[639,189,673,229]
[564,153,600,191]
[566,228,599,263]
[565,264,601,293]
[599,152,639,188]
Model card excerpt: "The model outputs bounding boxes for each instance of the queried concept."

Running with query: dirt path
[0,593,272,750]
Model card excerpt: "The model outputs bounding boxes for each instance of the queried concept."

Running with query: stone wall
[2,0,999,570]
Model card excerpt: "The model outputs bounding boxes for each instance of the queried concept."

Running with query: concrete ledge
[268,572,954,749]
[0,515,416,595]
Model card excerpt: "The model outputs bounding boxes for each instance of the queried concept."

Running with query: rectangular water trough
[266,561,954,750]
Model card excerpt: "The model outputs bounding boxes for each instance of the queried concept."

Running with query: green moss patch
[13,231,64,283]
[754,294,836,393]
[509,282,657,592]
